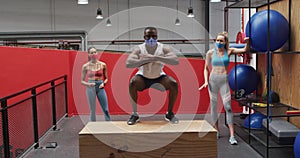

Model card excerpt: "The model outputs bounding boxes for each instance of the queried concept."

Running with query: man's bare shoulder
[162,44,173,54]
[131,46,141,54]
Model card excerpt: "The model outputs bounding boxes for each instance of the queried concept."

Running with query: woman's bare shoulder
[99,61,106,65]
[206,49,214,56]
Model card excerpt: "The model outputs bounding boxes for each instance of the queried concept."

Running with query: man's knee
[165,77,178,91]
[129,76,145,91]
[170,80,178,90]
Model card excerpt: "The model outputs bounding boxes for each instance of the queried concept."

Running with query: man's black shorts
[136,74,167,89]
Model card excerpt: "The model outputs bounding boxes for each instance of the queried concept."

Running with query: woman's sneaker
[229,136,238,145]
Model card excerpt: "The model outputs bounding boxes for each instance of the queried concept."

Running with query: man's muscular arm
[126,47,155,68]
[154,45,179,65]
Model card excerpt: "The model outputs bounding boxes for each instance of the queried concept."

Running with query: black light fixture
[175,18,181,26]
[96,0,103,19]
[187,0,194,18]
[78,0,88,5]
[175,0,180,25]
[96,8,103,19]
[106,19,112,26]
[106,0,111,26]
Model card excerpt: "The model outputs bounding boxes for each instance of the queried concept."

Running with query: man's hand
[140,53,155,62]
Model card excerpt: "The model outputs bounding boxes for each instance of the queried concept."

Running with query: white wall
[0,0,241,55]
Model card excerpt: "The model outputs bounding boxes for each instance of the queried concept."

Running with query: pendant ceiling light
[96,0,103,19]
[175,0,180,25]
[106,0,112,26]
[187,0,194,18]
[210,0,222,2]
[78,0,88,5]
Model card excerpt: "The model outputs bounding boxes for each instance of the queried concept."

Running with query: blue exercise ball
[228,64,260,97]
[246,10,289,52]
[243,112,266,129]
[295,132,300,158]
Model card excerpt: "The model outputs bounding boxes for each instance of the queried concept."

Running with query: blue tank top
[211,49,229,67]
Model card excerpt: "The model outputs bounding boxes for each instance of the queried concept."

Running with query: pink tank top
[87,64,103,78]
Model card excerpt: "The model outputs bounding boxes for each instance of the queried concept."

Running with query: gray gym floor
[23,114,263,158]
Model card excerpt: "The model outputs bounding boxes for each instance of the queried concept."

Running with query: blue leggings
[86,80,111,121]
[208,73,233,124]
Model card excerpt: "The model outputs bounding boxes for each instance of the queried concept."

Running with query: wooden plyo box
[79,120,217,158]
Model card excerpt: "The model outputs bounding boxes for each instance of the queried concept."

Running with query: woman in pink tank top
[81,47,111,121]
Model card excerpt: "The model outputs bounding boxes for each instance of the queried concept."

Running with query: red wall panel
[71,52,241,115]
[0,46,242,117]
[0,46,70,97]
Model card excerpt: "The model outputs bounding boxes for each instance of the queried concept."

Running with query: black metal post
[224,1,228,32]
[248,0,252,146]
[51,81,57,130]
[64,75,68,117]
[266,0,271,157]
[288,0,291,51]
[31,89,39,149]
[1,100,10,158]
[205,0,210,53]
[234,54,237,99]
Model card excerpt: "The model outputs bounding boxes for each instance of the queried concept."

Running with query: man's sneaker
[127,115,139,125]
[165,112,179,124]
[229,136,238,145]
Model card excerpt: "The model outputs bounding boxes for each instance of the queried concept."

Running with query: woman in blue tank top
[199,32,249,145]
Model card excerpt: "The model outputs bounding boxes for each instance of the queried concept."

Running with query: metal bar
[266,0,271,157]
[0,34,86,40]
[64,76,69,117]
[51,82,57,130]
[31,89,39,149]
[226,0,229,32]
[1,100,10,158]
[0,31,87,39]
[234,54,237,99]
[0,75,65,101]
[288,0,291,51]
[248,102,251,144]
[205,0,210,53]
[248,0,252,146]
[226,0,281,9]
[2,39,216,46]
[224,3,228,31]
[0,31,88,52]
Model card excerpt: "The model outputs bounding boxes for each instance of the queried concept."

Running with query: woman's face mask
[145,38,157,47]
[90,53,99,60]
[215,36,226,48]
[215,42,225,48]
